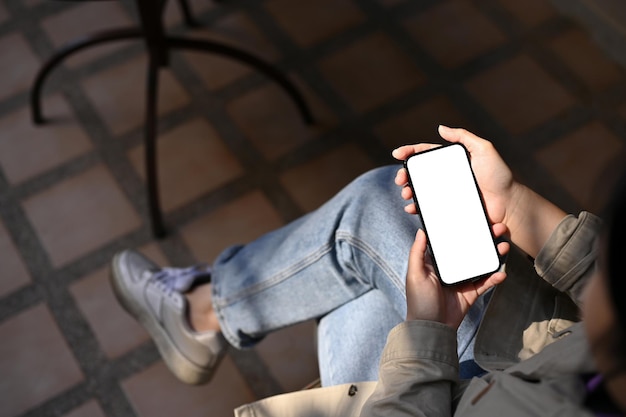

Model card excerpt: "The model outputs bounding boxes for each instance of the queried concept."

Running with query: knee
[353,165,398,190]
[349,166,399,198]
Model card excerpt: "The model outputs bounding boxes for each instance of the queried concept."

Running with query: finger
[491,223,510,257]
[497,241,510,257]
[392,143,441,161]
[491,222,509,238]
[394,167,408,186]
[473,271,507,297]
[400,185,414,201]
[439,125,493,155]
[438,125,480,145]
[408,229,428,274]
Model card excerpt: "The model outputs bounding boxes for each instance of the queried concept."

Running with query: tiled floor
[1,0,626,416]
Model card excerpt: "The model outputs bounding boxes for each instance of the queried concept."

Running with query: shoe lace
[146,264,213,294]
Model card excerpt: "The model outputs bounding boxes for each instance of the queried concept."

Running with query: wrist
[502,181,528,237]
[501,182,567,257]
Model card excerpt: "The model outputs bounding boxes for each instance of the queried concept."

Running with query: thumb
[438,125,485,153]
[408,229,428,276]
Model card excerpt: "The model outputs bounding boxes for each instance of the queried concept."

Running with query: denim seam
[213,242,335,308]
[335,230,405,295]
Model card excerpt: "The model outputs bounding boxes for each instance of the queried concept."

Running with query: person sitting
[110,125,625,416]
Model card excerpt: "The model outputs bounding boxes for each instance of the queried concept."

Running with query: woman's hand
[394,125,568,258]
[393,125,521,228]
[406,225,510,329]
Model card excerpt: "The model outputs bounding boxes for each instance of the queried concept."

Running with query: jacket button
[348,385,358,396]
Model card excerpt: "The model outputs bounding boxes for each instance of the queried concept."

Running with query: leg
[111,165,416,385]
[210,165,490,376]
[458,288,493,379]
[316,288,491,386]
[211,165,420,348]
[317,289,402,386]
[111,164,489,385]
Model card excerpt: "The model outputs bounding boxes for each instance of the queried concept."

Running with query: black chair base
[31,9,314,239]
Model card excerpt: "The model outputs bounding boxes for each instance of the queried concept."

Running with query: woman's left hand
[405,224,510,329]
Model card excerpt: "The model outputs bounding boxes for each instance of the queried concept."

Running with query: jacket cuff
[381,321,458,369]
[535,211,602,299]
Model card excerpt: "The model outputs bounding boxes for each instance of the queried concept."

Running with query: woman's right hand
[394,125,568,258]
[392,125,522,231]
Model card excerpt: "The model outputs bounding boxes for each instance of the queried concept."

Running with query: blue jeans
[211,166,488,386]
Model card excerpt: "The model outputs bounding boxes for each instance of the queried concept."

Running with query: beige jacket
[235,212,602,417]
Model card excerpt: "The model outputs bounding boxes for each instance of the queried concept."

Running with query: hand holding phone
[394,126,516,229]
[405,226,508,328]
[404,143,501,286]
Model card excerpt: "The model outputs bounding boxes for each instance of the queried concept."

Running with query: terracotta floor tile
[136,242,170,267]
[496,0,555,27]
[548,29,622,92]
[183,46,249,92]
[535,122,625,212]
[0,304,83,417]
[81,55,191,136]
[181,191,284,263]
[256,321,319,392]
[374,95,471,150]
[128,118,244,213]
[0,33,40,101]
[280,143,375,212]
[182,12,279,91]
[265,0,365,47]
[22,164,142,267]
[227,82,331,160]
[0,95,92,185]
[62,400,106,417]
[70,267,150,359]
[122,357,255,417]
[318,32,425,113]
[0,220,31,298]
[40,1,134,68]
[0,2,9,24]
[404,1,506,69]
[465,54,577,134]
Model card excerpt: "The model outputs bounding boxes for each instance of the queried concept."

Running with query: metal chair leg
[30,28,142,124]
[167,36,315,125]
[176,0,200,27]
[144,55,167,238]
[31,0,314,240]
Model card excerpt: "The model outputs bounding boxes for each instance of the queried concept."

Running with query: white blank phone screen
[406,144,500,285]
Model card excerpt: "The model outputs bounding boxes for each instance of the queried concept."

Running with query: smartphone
[404,143,500,286]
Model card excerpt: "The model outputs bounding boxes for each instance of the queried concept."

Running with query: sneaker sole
[110,252,214,385]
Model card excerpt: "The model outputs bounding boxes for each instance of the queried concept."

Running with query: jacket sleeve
[360,320,459,417]
[534,211,603,307]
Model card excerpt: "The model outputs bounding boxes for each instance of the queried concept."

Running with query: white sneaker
[110,250,227,385]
